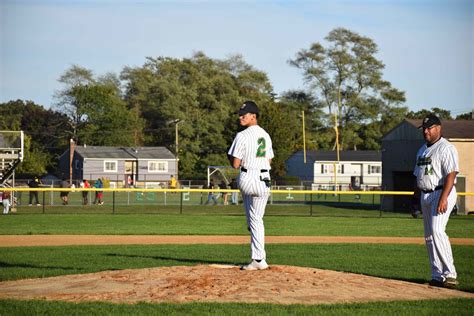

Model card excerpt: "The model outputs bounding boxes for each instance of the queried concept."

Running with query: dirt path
[0,264,472,305]
[0,235,473,247]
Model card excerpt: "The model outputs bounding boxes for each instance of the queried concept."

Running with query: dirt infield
[1,235,473,247]
[0,265,473,305]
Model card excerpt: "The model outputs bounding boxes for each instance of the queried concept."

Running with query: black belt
[241,167,268,173]
[421,185,443,193]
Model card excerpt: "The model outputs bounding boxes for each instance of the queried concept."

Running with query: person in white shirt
[412,114,459,289]
[228,101,274,270]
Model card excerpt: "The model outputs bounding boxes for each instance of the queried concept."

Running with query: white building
[285,150,382,190]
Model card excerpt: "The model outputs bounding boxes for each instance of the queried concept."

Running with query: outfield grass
[1,298,473,316]
[13,203,388,217]
[1,213,473,237]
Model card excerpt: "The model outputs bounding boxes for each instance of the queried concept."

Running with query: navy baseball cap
[237,101,259,116]
[419,114,441,129]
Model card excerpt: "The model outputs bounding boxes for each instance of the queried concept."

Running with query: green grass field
[1,299,472,316]
[0,210,473,315]
[0,213,473,237]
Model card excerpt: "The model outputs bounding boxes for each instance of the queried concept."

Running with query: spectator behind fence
[169,175,177,190]
[230,178,238,205]
[93,178,104,205]
[28,176,41,206]
[219,180,229,205]
[60,179,70,205]
[2,189,11,215]
[204,179,218,205]
[80,179,90,205]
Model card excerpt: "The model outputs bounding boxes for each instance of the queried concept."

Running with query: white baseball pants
[239,170,270,260]
[3,199,10,214]
[421,188,457,281]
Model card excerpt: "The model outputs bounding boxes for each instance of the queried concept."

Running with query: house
[59,146,177,187]
[381,119,474,214]
[285,150,382,190]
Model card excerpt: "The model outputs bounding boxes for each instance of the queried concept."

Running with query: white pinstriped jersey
[228,125,274,170]
[413,137,459,191]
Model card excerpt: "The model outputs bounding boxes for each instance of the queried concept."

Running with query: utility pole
[302,111,306,164]
[69,138,75,186]
[173,120,184,182]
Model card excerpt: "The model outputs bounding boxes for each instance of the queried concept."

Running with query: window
[104,160,118,172]
[321,164,342,174]
[369,165,381,174]
[148,160,168,173]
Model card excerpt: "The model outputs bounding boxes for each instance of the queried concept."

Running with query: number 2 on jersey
[256,137,266,157]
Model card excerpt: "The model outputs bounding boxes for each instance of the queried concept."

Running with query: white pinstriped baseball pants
[421,187,457,281]
[238,170,270,260]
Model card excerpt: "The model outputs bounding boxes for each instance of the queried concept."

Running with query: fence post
[180,192,183,215]
[112,191,116,214]
[42,191,45,214]
[379,189,385,218]
[310,193,313,216]
[50,183,54,206]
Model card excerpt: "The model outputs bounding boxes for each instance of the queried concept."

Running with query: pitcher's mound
[0,265,472,305]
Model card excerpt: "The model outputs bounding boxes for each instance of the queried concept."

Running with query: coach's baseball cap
[237,101,259,116]
[418,114,441,129]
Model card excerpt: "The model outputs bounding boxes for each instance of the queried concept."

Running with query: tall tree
[121,53,278,178]
[55,65,144,146]
[456,111,473,120]
[289,28,406,150]
[70,84,144,146]
[15,135,52,176]
[279,90,332,150]
[0,100,70,175]
[407,107,453,120]
[54,65,95,140]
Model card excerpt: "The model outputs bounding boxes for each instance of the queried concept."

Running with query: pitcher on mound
[228,101,274,270]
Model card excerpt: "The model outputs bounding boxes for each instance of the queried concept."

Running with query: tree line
[0,28,470,179]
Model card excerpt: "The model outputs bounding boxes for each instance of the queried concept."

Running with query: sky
[1,0,472,116]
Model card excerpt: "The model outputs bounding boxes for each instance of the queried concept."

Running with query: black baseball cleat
[428,278,458,289]
[428,279,445,288]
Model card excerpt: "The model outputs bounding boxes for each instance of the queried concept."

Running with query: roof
[73,146,176,160]
[294,150,381,162]
[405,119,474,139]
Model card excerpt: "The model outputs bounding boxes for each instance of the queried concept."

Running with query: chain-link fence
[0,186,413,218]
[3,180,471,217]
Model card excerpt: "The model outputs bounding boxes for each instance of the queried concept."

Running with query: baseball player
[228,100,274,270]
[412,114,459,288]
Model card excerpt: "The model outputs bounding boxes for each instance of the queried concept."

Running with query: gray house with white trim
[59,146,176,187]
